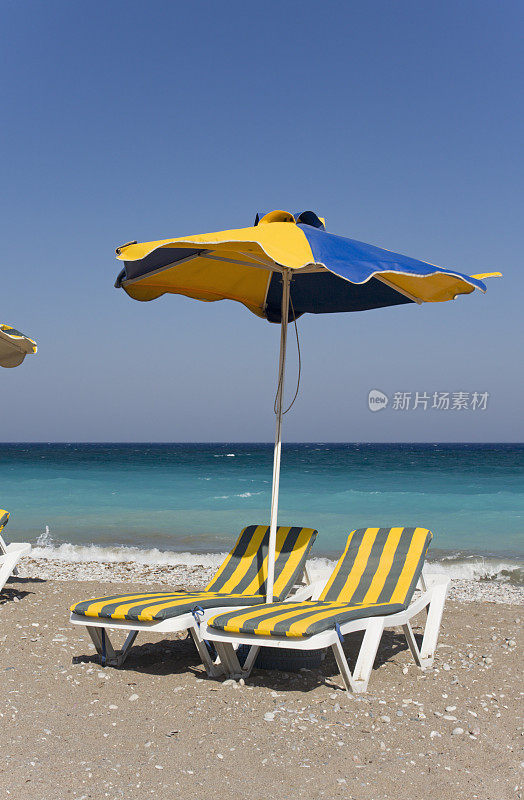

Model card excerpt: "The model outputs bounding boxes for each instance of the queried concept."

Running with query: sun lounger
[0,510,31,592]
[70,524,318,673]
[202,526,449,692]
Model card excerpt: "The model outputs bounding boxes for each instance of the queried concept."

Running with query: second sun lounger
[0,510,31,593]
[69,524,318,673]
[202,526,449,692]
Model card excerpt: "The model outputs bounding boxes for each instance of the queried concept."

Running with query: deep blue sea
[0,443,522,582]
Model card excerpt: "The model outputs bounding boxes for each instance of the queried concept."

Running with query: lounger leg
[418,583,448,668]
[213,642,233,675]
[402,621,422,667]
[352,617,384,692]
[222,642,244,677]
[85,626,136,668]
[331,639,355,693]
[86,626,118,666]
[241,645,260,678]
[119,630,139,664]
[214,642,243,679]
[188,625,224,678]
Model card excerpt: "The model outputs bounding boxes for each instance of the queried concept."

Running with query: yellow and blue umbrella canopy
[114,209,500,601]
[115,209,499,320]
[0,323,37,368]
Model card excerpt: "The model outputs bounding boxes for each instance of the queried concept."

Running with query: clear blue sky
[1,1,522,442]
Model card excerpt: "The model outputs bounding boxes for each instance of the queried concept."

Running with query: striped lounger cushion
[70,524,317,622]
[208,526,432,638]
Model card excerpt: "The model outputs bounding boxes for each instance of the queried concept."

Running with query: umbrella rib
[235,250,284,272]
[121,251,212,285]
[122,250,283,288]
[206,253,281,273]
[292,264,329,274]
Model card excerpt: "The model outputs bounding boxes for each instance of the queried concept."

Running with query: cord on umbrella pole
[273,294,301,416]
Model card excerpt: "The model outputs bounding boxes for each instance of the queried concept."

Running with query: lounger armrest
[422,572,450,590]
[285,579,325,602]
[1,541,31,558]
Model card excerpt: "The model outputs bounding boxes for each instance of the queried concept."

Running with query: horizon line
[0,441,522,446]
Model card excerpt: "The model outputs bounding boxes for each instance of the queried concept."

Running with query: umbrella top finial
[255,210,326,230]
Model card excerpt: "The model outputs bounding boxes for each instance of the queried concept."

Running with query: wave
[308,557,522,586]
[30,541,228,570]
[213,491,264,499]
[425,554,524,585]
[28,536,523,585]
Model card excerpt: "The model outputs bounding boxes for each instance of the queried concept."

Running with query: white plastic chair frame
[0,534,31,592]
[200,572,450,693]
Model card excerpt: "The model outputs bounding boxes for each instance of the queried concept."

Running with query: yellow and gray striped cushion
[70,524,317,622]
[320,526,432,605]
[71,591,266,623]
[208,599,405,638]
[206,524,316,599]
[208,526,432,639]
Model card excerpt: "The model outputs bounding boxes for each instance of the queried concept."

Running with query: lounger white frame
[0,536,31,592]
[200,572,449,693]
[69,568,322,676]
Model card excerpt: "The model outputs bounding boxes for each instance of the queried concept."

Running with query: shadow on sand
[71,626,423,693]
[0,574,46,604]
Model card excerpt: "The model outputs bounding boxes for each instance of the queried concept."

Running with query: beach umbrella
[0,323,37,368]
[114,209,500,601]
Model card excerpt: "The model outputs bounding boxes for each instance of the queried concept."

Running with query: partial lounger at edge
[0,510,32,592]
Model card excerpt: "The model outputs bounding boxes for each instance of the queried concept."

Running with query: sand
[1,566,522,800]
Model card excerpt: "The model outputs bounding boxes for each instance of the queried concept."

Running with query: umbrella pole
[266,268,291,603]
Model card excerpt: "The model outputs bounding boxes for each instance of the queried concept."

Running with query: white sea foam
[298,556,523,586]
[213,491,264,499]
[35,525,54,548]
[30,542,228,570]
[425,556,523,584]
[26,541,523,584]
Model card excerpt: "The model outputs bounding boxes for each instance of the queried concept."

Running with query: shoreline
[17,553,524,605]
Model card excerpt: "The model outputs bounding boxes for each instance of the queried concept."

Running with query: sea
[0,443,522,584]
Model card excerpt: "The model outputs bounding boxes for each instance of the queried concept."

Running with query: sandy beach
[0,557,521,800]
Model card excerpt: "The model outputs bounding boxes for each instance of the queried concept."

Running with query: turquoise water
[0,443,522,580]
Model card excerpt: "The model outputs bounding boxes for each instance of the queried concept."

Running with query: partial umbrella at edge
[0,324,37,368]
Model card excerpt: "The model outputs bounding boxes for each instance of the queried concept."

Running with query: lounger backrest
[320,526,432,607]
[0,510,9,534]
[206,524,317,601]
